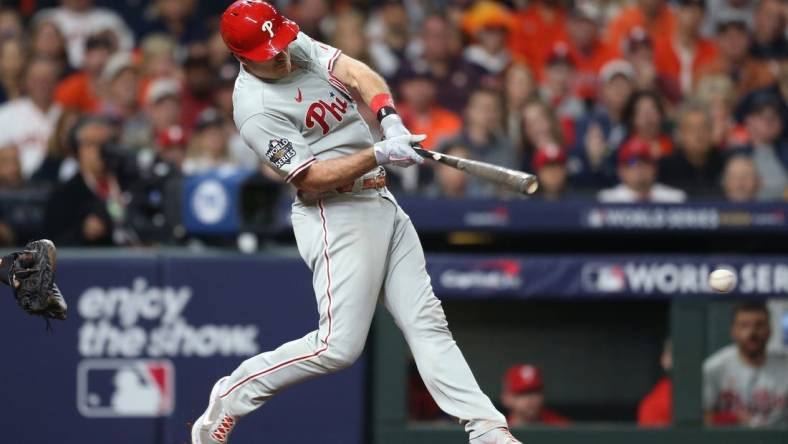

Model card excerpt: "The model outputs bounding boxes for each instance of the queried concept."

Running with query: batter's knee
[319,342,364,372]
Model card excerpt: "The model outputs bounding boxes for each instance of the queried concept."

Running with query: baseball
[709,269,736,293]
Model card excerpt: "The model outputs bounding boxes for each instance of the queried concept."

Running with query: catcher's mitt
[1,239,67,323]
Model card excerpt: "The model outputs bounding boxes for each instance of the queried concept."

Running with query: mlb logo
[582,264,626,293]
[77,360,175,418]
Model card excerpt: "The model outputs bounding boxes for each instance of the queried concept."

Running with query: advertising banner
[0,254,365,444]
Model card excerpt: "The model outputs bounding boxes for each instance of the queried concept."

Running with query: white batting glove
[380,114,411,139]
[374,134,427,167]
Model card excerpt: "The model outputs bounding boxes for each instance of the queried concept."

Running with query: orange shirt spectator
[652,0,718,97]
[509,1,568,68]
[638,377,672,426]
[547,3,616,98]
[400,105,462,150]
[398,75,463,150]
[54,71,100,113]
[653,38,718,95]
[697,20,775,101]
[53,34,112,113]
[606,0,676,54]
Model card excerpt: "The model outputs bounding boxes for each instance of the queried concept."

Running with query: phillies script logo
[306,91,349,135]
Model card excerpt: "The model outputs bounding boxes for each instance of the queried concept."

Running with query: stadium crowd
[0,0,786,246]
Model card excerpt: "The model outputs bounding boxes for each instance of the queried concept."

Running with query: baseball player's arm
[331,54,391,105]
[331,54,411,140]
[290,149,377,193]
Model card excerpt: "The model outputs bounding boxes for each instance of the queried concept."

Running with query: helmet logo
[262,20,274,38]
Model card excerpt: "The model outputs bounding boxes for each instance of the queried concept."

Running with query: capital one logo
[77,360,175,418]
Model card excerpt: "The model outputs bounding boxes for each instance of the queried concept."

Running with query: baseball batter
[192,2,520,444]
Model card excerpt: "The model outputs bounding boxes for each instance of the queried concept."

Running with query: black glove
[2,240,67,322]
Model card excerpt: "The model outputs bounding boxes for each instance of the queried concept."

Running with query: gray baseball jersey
[704,344,788,426]
[234,32,376,182]
[208,32,508,442]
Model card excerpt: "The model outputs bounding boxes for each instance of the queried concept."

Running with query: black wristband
[376,106,398,123]
[0,253,14,286]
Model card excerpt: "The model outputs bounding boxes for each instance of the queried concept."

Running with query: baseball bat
[413,147,539,195]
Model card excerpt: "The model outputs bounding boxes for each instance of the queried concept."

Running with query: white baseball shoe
[192,376,237,444]
[469,427,523,444]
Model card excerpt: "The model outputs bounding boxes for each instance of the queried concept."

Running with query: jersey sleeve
[288,32,343,83]
[240,113,316,183]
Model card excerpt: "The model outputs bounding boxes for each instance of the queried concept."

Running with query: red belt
[335,175,386,193]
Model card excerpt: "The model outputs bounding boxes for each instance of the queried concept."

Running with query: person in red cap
[192,2,519,444]
[502,364,570,426]
[532,146,569,201]
[597,138,687,203]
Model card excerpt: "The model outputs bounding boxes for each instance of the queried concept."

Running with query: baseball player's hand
[374,134,426,167]
[380,114,411,139]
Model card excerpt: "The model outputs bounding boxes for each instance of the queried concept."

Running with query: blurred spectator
[287,0,331,42]
[426,143,471,198]
[701,0,756,37]
[396,15,475,111]
[0,37,28,103]
[694,75,747,148]
[0,145,23,189]
[501,364,570,426]
[366,1,410,79]
[722,153,761,201]
[30,20,70,75]
[504,63,538,149]
[742,92,788,200]
[183,109,234,175]
[398,74,462,150]
[622,27,682,103]
[141,0,207,45]
[43,116,125,246]
[439,89,517,196]
[139,33,182,89]
[509,0,568,72]
[142,78,181,149]
[533,147,570,201]
[448,88,518,169]
[0,8,24,41]
[638,339,673,427]
[155,125,188,172]
[330,9,369,65]
[698,16,775,101]
[180,54,214,131]
[34,0,133,68]
[98,52,140,122]
[598,138,687,202]
[461,1,513,87]
[571,60,635,188]
[658,102,725,198]
[750,0,787,60]
[521,99,565,166]
[622,90,674,159]
[0,57,62,179]
[0,145,22,246]
[704,301,788,427]
[540,43,584,122]
[561,1,616,100]
[31,109,81,185]
[54,33,113,113]
[653,0,718,98]
[605,0,676,48]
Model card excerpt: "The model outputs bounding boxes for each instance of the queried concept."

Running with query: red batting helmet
[220,0,300,62]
